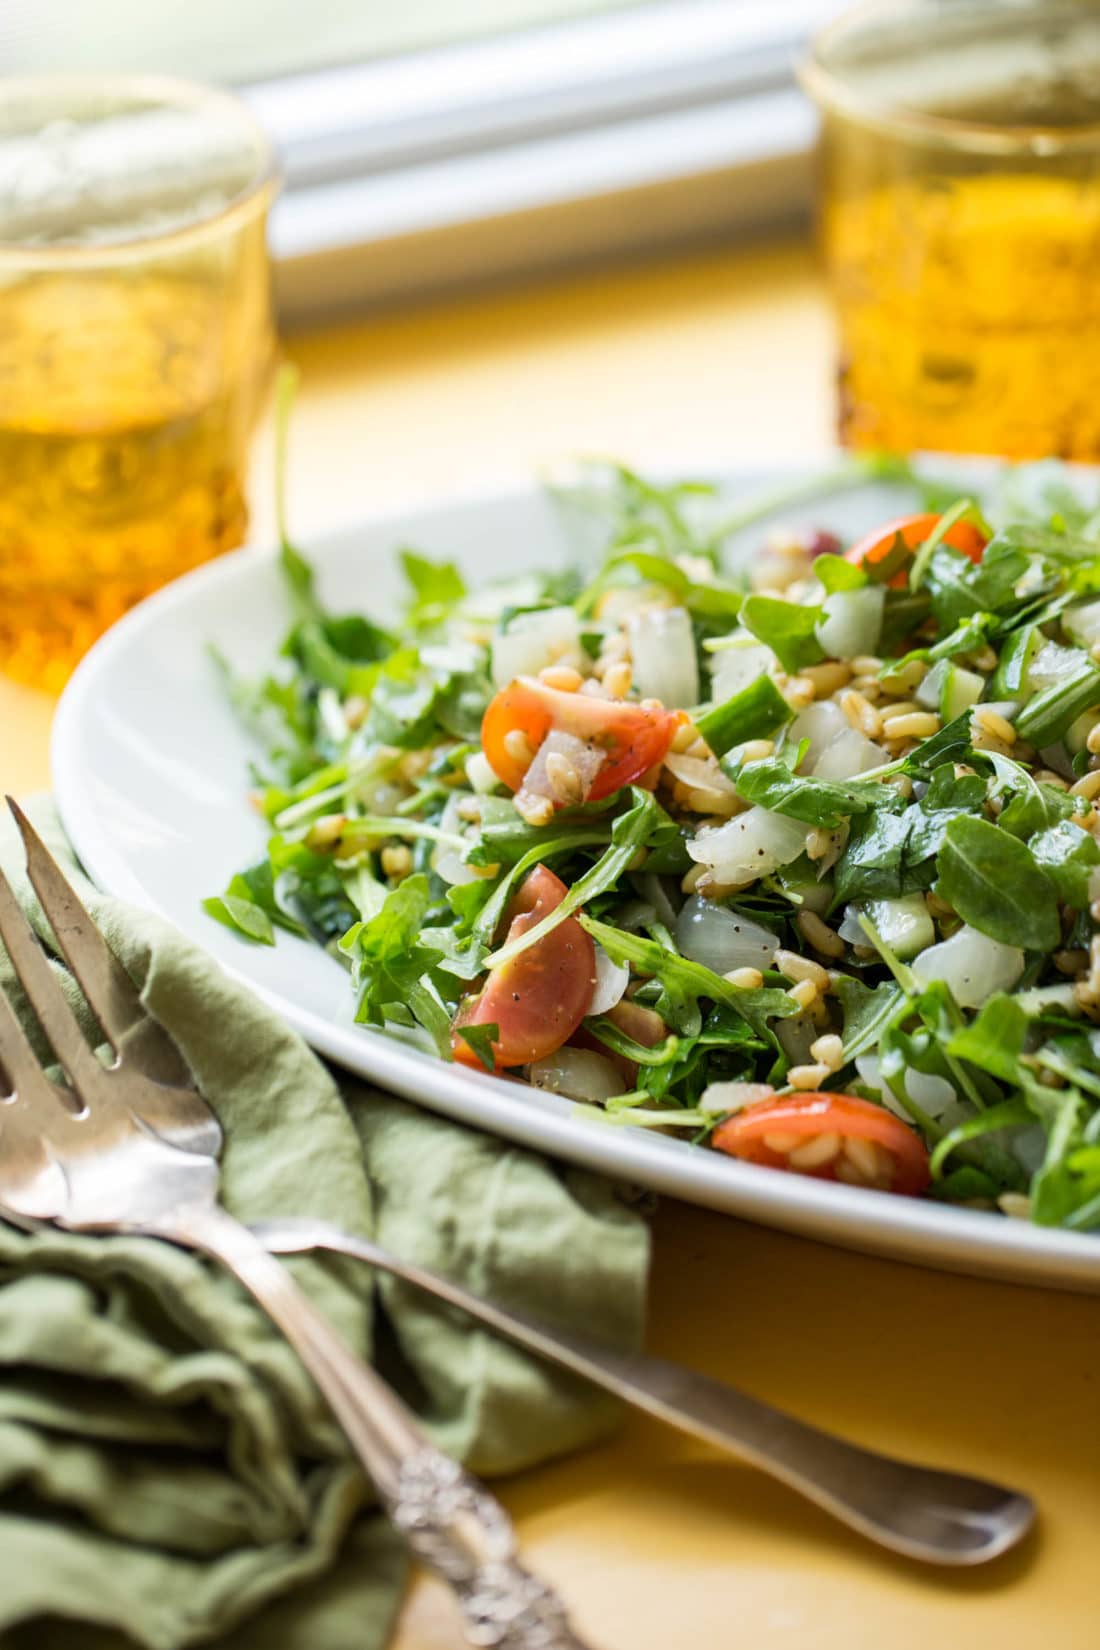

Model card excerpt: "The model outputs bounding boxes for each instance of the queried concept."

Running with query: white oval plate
[53,462,1100,1293]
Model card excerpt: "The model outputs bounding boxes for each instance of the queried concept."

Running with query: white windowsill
[239,0,833,320]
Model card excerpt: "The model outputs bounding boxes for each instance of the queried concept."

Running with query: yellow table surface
[3,242,1098,1650]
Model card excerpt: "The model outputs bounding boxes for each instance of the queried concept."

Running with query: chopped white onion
[791,878,834,914]
[465,750,500,794]
[709,635,775,702]
[1039,742,1074,779]
[596,585,673,624]
[811,727,886,780]
[814,585,884,661]
[1027,640,1083,687]
[979,699,1018,722]
[911,925,1024,1008]
[636,871,680,933]
[628,605,699,709]
[1012,982,1080,1015]
[687,806,809,885]
[789,701,847,769]
[855,1054,958,1120]
[521,729,605,804]
[841,893,933,958]
[700,1080,774,1116]
[675,893,779,973]
[663,751,738,796]
[432,795,479,886]
[587,943,630,1015]
[1063,596,1100,648]
[491,606,585,688]
[528,1047,624,1104]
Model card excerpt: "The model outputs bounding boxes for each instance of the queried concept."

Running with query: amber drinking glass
[802,0,1100,461]
[0,78,277,691]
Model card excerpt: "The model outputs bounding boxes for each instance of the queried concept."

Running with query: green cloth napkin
[0,801,650,1650]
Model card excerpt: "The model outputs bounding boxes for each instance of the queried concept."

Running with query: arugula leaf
[401,549,467,629]
[454,1023,498,1072]
[339,876,452,1053]
[266,836,359,944]
[202,882,276,946]
[362,648,451,748]
[1029,819,1100,908]
[998,784,1074,839]
[208,645,316,781]
[935,816,1060,950]
[922,766,987,812]
[901,709,977,775]
[945,994,1029,1083]
[578,913,799,1039]
[695,675,792,758]
[833,975,904,1059]
[833,799,961,904]
[578,548,742,621]
[929,1099,1034,1185]
[731,757,901,828]
[813,553,867,593]
[277,545,396,699]
[740,594,825,673]
[486,789,660,968]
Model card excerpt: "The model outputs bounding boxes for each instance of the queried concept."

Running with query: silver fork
[0,800,593,1650]
[0,804,1036,1577]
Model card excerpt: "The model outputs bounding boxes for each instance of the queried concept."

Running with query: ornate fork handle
[154,1202,594,1650]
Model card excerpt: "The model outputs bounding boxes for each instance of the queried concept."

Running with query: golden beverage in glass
[0,78,277,691]
[802,0,1100,460]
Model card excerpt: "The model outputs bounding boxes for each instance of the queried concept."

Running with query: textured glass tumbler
[0,77,278,691]
[801,0,1100,461]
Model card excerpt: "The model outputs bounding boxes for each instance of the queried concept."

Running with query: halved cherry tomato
[712,1092,930,1197]
[453,865,596,1069]
[845,512,987,588]
[481,677,681,800]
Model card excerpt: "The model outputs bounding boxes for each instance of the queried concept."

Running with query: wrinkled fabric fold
[0,800,649,1648]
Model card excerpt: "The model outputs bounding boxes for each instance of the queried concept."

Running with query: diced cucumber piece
[773,856,833,915]
[1064,596,1100,649]
[1065,709,1094,755]
[865,894,935,959]
[916,659,984,720]
[1016,659,1100,745]
[915,658,949,710]
[940,664,985,721]
[989,625,1039,701]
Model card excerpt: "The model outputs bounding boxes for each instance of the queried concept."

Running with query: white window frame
[241,0,836,319]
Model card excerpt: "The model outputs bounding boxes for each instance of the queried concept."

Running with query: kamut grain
[538,663,583,692]
[788,1062,830,1090]
[840,689,883,739]
[974,706,1017,745]
[809,1032,845,1071]
[775,949,830,990]
[881,711,941,741]
[787,979,819,1011]
[797,910,845,959]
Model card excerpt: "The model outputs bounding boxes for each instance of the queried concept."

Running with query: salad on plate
[206,452,1100,1233]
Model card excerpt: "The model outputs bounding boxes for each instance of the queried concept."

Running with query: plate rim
[51,465,1100,1293]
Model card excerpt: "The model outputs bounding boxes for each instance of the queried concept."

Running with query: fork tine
[0,977,60,1105]
[6,799,188,1085]
[0,857,114,1103]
